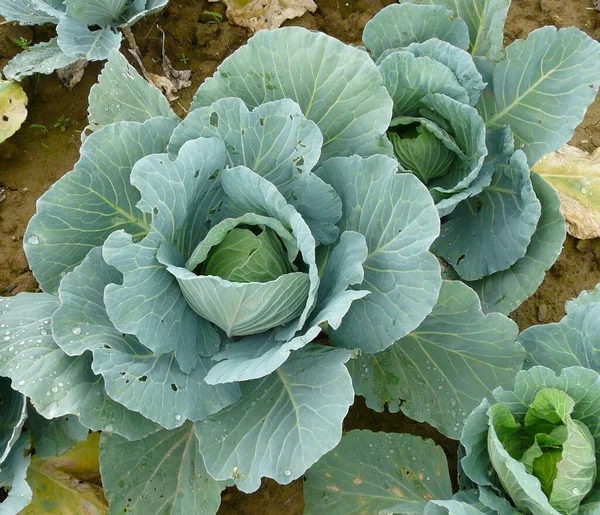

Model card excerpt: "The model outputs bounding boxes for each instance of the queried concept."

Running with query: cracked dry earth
[1,0,600,512]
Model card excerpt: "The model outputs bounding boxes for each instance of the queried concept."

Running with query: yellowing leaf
[21,432,108,515]
[0,80,28,143]
[533,145,600,239]
[211,0,317,31]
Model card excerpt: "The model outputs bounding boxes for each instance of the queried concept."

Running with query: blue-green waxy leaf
[317,155,441,354]
[195,345,355,493]
[348,280,523,439]
[65,0,128,24]
[0,0,64,25]
[518,301,600,372]
[53,246,240,430]
[56,18,122,61]
[0,378,26,464]
[24,117,177,294]
[425,501,489,515]
[0,293,159,440]
[0,433,32,514]
[88,50,178,130]
[26,406,88,459]
[204,231,369,384]
[305,430,452,515]
[404,39,486,106]
[168,97,341,245]
[484,26,600,165]
[101,424,223,515]
[102,137,228,360]
[192,27,393,160]
[363,3,470,61]
[434,150,541,281]
[405,0,510,61]
[379,50,470,116]
[565,284,600,313]
[3,38,79,82]
[466,173,566,314]
[122,0,168,27]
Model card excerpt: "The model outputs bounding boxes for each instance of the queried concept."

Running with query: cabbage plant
[0,0,168,81]
[0,30,444,511]
[191,0,600,315]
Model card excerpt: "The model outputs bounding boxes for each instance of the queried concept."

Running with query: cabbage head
[0,29,442,508]
[0,0,168,81]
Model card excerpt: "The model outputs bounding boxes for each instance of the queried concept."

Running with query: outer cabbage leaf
[3,39,79,82]
[304,430,452,515]
[465,173,566,314]
[101,424,223,514]
[24,117,177,294]
[0,0,64,25]
[317,155,441,353]
[57,17,122,61]
[0,293,159,441]
[26,406,88,459]
[192,27,394,160]
[87,50,178,130]
[0,433,33,514]
[0,81,28,144]
[348,280,523,439]
[195,345,355,493]
[518,300,600,372]
[122,0,169,27]
[565,284,600,313]
[484,27,600,165]
[101,136,227,360]
[434,150,541,280]
[405,0,510,61]
[65,0,129,25]
[0,378,27,464]
[363,3,469,61]
[52,247,240,430]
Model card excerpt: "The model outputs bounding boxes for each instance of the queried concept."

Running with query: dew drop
[18,380,25,386]
[27,235,39,246]
[284,470,292,477]
[72,327,82,335]
[175,414,182,421]
[573,487,581,495]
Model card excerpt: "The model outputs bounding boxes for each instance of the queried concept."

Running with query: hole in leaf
[138,375,148,382]
[456,254,466,265]
[209,112,219,127]
[475,198,483,213]
[2,115,8,122]
[171,383,178,392]
[259,117,266,126]
[152,207,158,215]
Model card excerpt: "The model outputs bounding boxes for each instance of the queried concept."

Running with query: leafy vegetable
[0,36,441,510]
[0,0,169,81]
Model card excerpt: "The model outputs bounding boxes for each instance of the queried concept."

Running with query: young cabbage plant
[0,31,443,511]
[0,0,168,81]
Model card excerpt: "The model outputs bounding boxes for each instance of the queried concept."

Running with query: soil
[1,0,600,513]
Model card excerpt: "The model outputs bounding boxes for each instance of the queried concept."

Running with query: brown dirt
[1,0,600,513]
